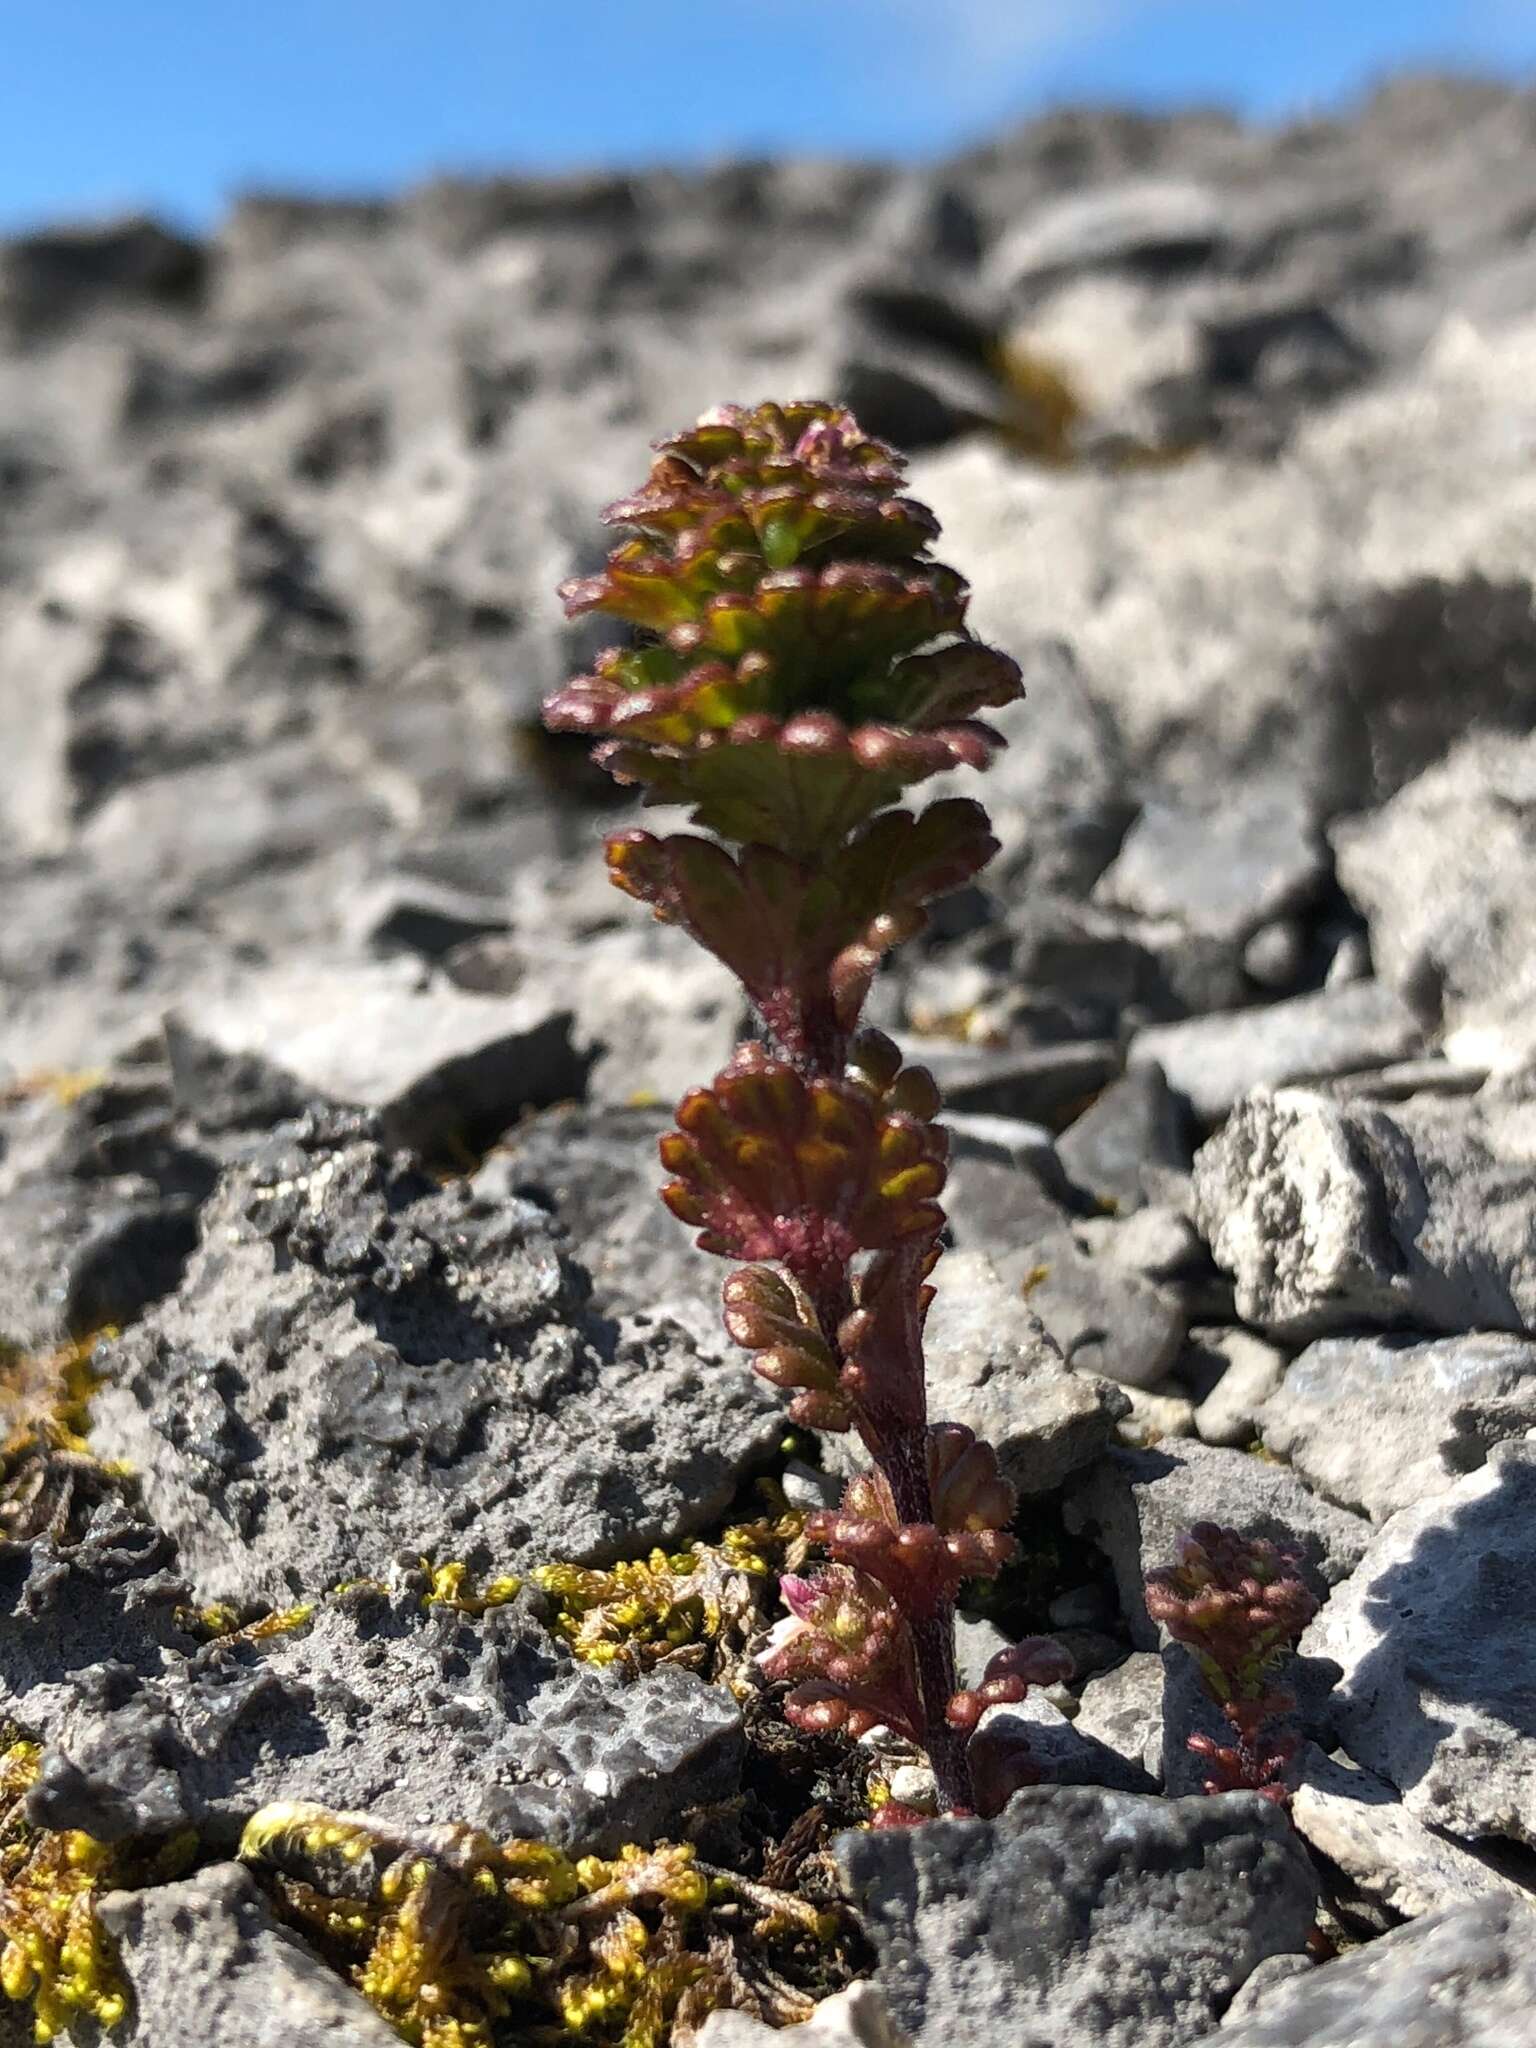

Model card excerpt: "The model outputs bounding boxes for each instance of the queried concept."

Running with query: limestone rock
[1193,1084,1536,1340]
[1303,1438,1536,1851]
[836,1785,1316,2048]
[88,1109,782,1604]
[1131,981,1421,1124]
[1334,727,1536,1067]
[1289,1744,1536,1923]
[1262,1330,1536,1520]
[1201,1898,1536,2047]
[98,1863,400,2046]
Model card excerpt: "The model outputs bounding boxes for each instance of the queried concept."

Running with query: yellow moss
[992,342,1084,464]
[0,1331,132,1544]
[533,1513,801,1670]
[176,1601,316,1647]
[238,1806,829,2047]
[420,1562,522,1617]
[0,1071,108,1111]
[0,1740,137,2042]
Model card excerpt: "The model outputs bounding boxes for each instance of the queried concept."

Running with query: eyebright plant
[1145,1522,1320,1806]
[544,400,1069,1817]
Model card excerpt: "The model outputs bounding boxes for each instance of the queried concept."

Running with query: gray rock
[1076,1203,1205,1281]
[1199,1898,1536,2047]
[1290,1744,1536,1922]
[1056,1063,1194,1216]
[1334,727,1536,1065]
[1242,917,1309,992]
[1191,1328,1289,1447]
[98,1863,400,2046]
[975,1694,1158,1794]
[943,1111,1061,1187]
[475,1102,719,1325]
[825,1250,1127,1498]
[1095,780,1326,948]
[89,1109,782,1604]
[987,180,1228,297]
[1193,1083,1536,1340]
[27,1580,741,1855]
[945,1159,1188,1390]
[1220,1955,1314,2027]
[175,958,590,1162]
[1303,1437,1536,1851]
[1262,1331,1536,1520]
[836,1784,1316,2048]
[696,1982,911,2047]
[915,1038,1122,1128]
[1065,1438,1370,1649]
[1073,1653,1166,1783]
[1131,981,1422,1124]
[0,1170,199,1349]
[1116,1380,1199,1445]
[952,1611,1012,1691]
[0,1511,193,1732]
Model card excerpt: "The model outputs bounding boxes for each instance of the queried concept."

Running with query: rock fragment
[1199,1898,1536,2048]
[98,1863,400,2047]
[89,1110,781,1604]
[1303,1438,1536,1851]
[1261,1330,1536,1519]
[1192,1083,1536,1340]
[836,1785,1316,2048]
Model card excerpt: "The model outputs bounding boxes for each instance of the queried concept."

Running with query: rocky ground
[5,66,1536,2048]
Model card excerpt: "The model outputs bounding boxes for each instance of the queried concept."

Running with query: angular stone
[1073,1652,1166,1784]
[697,1981,910,2048]
[1192,1328,1289,1447]
[88,1110,782,1605]
[177,959,591,1161]
[986,180,1227,296]
[1131,981,1421,1123]
[1057,1063,1194,1216]
[1262,1331,1536,1520]
[1193,1083,1536,1340]
[0,1172,199,1349]
[1303,1438,1536,1851]
[1334,727,1536,1066]
[474,1103,719,1328]
[916,1039,1121,1128]
[975,1694,1157,1795]
[1289,1744,1536,1922]
[1095,780,1325,947]
[1200,1899,1536,2048]
[945,1159,1188,1390]
[4,1534,742,1857]
[1065,1439,1370,1649]
[836,1785,1316,2048]
[98,1863,400,2047]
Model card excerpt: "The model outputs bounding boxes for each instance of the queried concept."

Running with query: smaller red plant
[1145,1522,1319,1806]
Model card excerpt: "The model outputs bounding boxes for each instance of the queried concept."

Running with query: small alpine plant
[544,401,1068,1818]
[1146,1522,1319,1806]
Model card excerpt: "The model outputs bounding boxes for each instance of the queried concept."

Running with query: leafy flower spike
[544,401,1022,857]
[1146,1522,1320,1805]
[544,402,1052,1818]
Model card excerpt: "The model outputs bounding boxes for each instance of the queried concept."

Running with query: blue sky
[2,1,1535,232]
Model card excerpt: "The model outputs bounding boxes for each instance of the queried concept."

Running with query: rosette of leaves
[1145,1523,1320,1805]
[543,402,1058,1819]
[544,402,1022,862]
